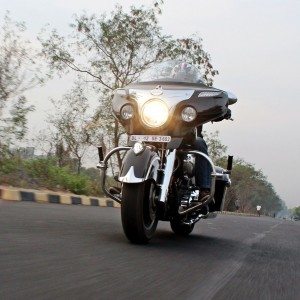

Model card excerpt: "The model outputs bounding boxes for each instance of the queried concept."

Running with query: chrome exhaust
[178,195,212,215]
[177,150,218,215]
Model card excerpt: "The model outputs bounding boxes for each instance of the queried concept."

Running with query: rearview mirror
[227,91,237,105]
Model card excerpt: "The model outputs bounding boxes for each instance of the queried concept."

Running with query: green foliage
[79,167,103,196]
[293,206,300,218]
[45,80,102,174]
[0,155,102,196]
[0,154,20,174]
[204,131,285,214]
[9,96,35,140]
[203,130,227,162]
[228,159,284,214]
[23,158,94,195]
[48,166,91,195]
[0,12,43,148]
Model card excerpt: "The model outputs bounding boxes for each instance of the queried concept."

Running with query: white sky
[1,0,300,208]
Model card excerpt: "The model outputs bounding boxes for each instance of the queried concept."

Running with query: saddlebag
[209,166,231,212]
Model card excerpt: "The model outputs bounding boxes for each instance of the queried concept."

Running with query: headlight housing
[120,104,134,120]
[141,99,169,128]
[181,106,197,122]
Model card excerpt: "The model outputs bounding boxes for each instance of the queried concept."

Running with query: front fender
[119,148,160,183]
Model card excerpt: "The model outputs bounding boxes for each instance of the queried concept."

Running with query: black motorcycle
[97,60,237,244]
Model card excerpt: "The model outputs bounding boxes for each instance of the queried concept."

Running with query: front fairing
[112,81,229,137]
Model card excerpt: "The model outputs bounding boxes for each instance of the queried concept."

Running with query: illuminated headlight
[141,99,169,128]
[120,104,134,120]
[181,106,197,122]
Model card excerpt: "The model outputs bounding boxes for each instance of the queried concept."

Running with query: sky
[1,0,300,208]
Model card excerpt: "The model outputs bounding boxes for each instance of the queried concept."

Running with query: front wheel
[121,181,158,244]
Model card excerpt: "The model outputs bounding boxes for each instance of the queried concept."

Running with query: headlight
[120,104,134,120]
[141,99,169,128]
[181,106,197,122]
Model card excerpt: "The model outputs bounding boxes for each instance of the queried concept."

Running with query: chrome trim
[145,156,160,180]
[119,166,144,183]
[118,155,160,183]
[198,91,222,97]
[129,89,195,108]
[220,187,228,212]
[98,146,131,204]
[99,146,158,202]
[98,146,131,170]
[186,150,217,197]
[227,178,232,187]
[177,150,218,215]
[178,198,210,215]
[158,149,177,203]
[151,85,163,96]
[182,214,203,225]
[133,142,145,155]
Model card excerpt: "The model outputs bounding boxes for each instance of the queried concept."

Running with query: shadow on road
[100,227,242,259]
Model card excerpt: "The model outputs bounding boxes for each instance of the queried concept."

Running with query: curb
[0,186,120,208]
[0,186,258,216]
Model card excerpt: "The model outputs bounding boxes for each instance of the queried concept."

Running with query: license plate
[130,135,171,143]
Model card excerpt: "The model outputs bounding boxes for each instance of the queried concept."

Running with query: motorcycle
[97,60,237,244]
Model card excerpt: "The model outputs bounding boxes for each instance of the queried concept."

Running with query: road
[0,200,299,300]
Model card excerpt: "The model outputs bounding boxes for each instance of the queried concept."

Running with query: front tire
[121,181,158,244]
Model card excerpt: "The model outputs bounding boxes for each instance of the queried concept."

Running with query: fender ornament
[151,85,163,96]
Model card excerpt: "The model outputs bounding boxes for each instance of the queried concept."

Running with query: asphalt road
[1,200,299,300]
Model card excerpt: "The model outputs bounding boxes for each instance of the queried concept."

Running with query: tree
[0,12,43,150]
[204,131,285,214]
[39,2,218,160]
[46,80,103,174]
[293,206,300,219]
[225,159,285,214]
[203,130,227,162]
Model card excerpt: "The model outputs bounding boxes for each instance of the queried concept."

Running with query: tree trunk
[77,157,82,174]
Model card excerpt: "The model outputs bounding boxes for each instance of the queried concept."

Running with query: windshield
[138,60,204,84]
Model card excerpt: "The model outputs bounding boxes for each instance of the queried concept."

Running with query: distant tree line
[290,206,300,219]
[204,131,285,214]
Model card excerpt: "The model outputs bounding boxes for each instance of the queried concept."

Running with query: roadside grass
[0,156,104,196]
